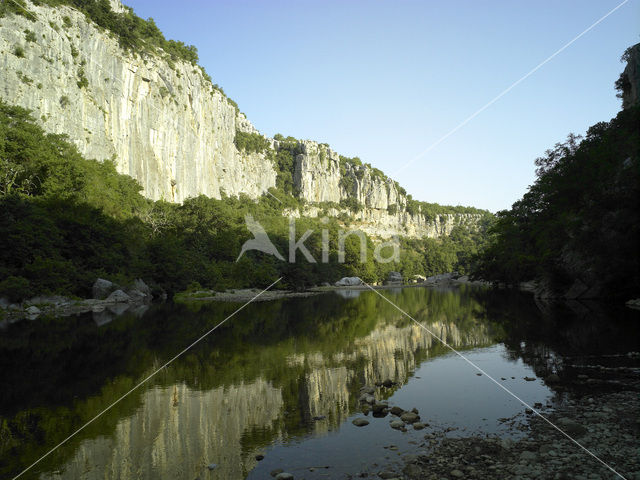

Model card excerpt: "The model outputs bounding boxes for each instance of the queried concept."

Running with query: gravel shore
[361,357,640,480]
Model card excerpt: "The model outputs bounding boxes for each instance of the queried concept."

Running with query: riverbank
[371,356,640,480]
[390,389,639,480]
[175,275,489,303]
[0,274,489,322]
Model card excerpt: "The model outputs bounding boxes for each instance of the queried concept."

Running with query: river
[1,285,638,479]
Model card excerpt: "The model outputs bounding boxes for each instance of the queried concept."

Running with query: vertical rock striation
[0,0,484,238]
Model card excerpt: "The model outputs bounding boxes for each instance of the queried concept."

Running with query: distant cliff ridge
[0,0,484,238]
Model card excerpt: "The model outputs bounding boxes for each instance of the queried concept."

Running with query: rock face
[620,43,640,110]
[0,1,276,203]
[0,0,484,240]
[293,141,403,209]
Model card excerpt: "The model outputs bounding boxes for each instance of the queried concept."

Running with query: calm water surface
[1,286,638,479]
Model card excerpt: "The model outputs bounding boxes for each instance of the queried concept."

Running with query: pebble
[352,418,370,427]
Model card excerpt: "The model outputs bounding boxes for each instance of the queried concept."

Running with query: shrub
[17,71,33,85]
[234,130,270,154]
[76,67,89,89]
[340,197,364,213]
[0,276,31,302]
[24,29,37,43]
[13,45,25,58]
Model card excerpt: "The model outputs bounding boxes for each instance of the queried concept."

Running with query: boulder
[400,411,420,423]
[127,289,148,303]
[386,271,403,284]
[93,278,116,300]
[352,418,369,427]
[105,289,131,303]
[371,401,388,414]
[334,277,363,287]
[390,420,404,429]
[25,305,41,315]
[426,273,454,284]
[275,473,294,480]
[133,279,151,296]
[124,279,152,303]
[390,406,405,416]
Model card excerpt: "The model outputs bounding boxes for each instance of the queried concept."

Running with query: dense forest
[474,104,639,299]
[0,101,491,302]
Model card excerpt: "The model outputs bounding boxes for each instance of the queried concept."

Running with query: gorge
[0,0,485,241]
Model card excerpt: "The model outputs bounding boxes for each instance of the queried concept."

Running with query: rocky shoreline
[0,278,154,325]
[0,273,488,321]
[351,356,640,480]
[386,389,639,480]
[262,353,640,480]
[176,273,488,303]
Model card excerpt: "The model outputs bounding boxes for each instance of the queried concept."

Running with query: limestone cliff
[0,0,276,203]
[0,0,484,238]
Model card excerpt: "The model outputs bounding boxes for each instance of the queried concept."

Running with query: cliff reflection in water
[0,286,498,480]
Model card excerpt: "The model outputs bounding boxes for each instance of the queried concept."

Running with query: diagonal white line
[373,0,629,187]
[362,282,628,480]
[267,190,283,203]
[12,277,283,480]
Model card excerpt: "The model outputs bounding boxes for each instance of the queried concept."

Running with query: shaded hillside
[475,94,639,299]
[0,101,491,301]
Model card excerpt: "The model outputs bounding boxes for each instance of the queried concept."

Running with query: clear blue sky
[125,0,638,212]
